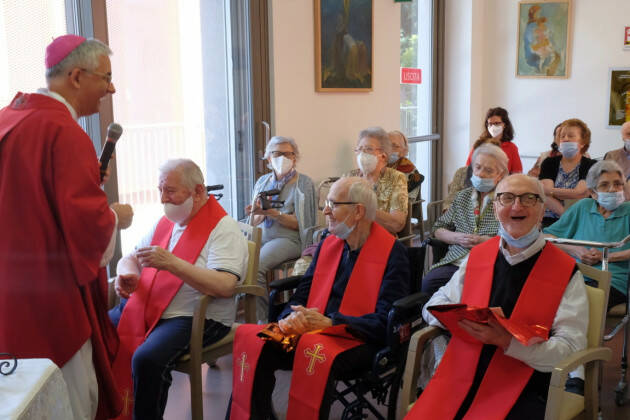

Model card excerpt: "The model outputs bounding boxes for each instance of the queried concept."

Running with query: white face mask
[271,156,293,176]
[488,124,503,138]
[623,139,630,152]
[164,195,193,224]
[357,152,378,174]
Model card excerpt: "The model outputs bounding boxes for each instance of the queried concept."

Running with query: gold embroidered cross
[304,343,326,375]
[122,388,134,415]
[238,352,250,382]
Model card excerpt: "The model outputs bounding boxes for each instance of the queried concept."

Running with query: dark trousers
[109,300,231,420]
[421,264,459,296]
[226,340,378,420]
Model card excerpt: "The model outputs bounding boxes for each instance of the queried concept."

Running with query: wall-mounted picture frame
[608,67,630,127]
[314,0,373,92]
[516,0,573,78]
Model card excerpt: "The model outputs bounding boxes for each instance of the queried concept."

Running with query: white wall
[269,0,402,184]
[443,0,630,194]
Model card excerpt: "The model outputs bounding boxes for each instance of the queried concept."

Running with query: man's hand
[115,273,139,299]
[111,203,133,229]
[136,246,177,271]
[458,318,513,350]
[278,305,333,335]
[574,246,602,265]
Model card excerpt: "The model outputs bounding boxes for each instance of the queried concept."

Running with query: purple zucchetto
[45,34,86,69]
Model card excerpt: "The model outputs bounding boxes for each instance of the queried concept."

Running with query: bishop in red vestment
[408,174,588,420]
[0,35,132,420]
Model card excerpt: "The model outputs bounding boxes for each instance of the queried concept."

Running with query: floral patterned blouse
[345,167,408,215]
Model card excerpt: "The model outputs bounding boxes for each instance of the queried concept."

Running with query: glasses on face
[81,68,112,84]
[353,146,382,155]
[596,181,625,192]
[324,200,357,211]
[270,151,296,158]
[495,192,543,207]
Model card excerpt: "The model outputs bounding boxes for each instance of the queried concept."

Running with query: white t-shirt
[136,215,248,326]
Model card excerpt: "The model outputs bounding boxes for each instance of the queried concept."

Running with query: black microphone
[99,122,123,181]
[206,184,224,192]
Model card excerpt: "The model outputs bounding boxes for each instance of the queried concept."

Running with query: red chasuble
[0,93,120,419]
[406,237,575,420]
[111,196,226,419]
[230,222,395,420]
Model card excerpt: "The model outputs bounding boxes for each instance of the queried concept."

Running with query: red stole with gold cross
[406,237,575,420]
[230,222,395,420]
[111,196,226,419]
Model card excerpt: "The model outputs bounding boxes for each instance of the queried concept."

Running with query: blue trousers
[109,300,231,420]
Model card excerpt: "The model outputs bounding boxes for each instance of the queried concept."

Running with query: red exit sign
[401,67,422,84]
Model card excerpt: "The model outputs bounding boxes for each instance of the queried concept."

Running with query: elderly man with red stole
[109,158,248,420]
[408,174,588,420]
[229,176,410,420]
[0,35,133,420]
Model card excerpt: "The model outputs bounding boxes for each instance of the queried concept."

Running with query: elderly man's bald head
[328,177,377,221]
[496,174,546,199]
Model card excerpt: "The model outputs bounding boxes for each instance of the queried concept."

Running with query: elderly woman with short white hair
[345,126,408,234]
[545,160,630,309]
[421,144,508,296]
[246,136,317,321]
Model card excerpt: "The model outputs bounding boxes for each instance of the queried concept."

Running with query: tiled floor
[164,318,630,420]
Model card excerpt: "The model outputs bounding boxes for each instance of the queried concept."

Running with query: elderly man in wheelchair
[227,176,417,420]
[409,174,589,420]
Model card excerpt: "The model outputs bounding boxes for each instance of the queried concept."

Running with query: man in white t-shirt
[109,158,248,420]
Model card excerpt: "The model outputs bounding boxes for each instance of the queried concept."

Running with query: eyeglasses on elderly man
[494,192,544,208]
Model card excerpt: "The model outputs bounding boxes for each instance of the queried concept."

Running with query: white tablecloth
[0,358,73,420]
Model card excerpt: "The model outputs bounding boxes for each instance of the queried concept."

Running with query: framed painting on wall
[608,67,630,127]
[516,0,573,78]
[314,0,373,92]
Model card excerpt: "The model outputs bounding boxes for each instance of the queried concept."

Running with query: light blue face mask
[388,152,400,164]
[558,141,579,158]
[623,139,630,152]
[597,191,625,211]
[498,224,540,249]
[330,213,356,240]
[470,174,496,193]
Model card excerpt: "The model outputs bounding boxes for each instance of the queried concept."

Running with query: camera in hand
[259,189,285,210]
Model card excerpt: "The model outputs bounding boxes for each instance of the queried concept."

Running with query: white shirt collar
[36,88,78,121]
[498,233,546,266]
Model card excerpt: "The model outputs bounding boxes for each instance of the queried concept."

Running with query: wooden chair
[172,224,266,420]
[400,263,612,420]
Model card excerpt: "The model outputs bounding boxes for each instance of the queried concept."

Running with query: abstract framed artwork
[516,0,573,78]
[314,0,373,92]
[608,67,630,127]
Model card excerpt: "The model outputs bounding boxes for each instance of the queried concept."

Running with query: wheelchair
[267,244,428,420]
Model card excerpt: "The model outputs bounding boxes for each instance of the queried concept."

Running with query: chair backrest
[577,263,611,347]
[425,199,445,234]
[238,222,262,287]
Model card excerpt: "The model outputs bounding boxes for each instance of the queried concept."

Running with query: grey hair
[46,38,112,79]
[158,158,205,191]
[264,136,300,160]
[344,177,377,221]
[471,143,509,175]
[359,126,392,158]
[586,160,624,190]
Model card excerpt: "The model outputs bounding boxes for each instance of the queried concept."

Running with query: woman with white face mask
[539,118,597,227]
[344,126,408,234]
[465,107,522,174]
[421,144,508,296]
[246,136,317,321]
[544,160,630,310]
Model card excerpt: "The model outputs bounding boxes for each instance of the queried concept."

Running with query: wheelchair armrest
[269,275,302,291]
[422,237,448,249]
[393,292,430,313]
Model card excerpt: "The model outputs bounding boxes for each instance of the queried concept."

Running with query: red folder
[428,304,549,346]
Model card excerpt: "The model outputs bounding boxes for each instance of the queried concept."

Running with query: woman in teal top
[544,160,630,308]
